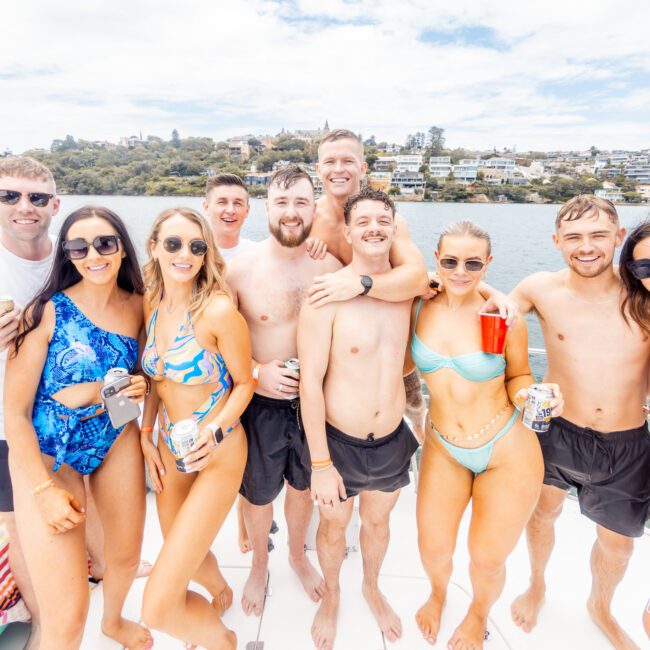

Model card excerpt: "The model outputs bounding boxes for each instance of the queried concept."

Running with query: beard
[568,257,611,279]
[269,219,312,248]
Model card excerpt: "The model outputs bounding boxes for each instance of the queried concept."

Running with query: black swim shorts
[305,419,419,499]
[539,417,650,538]
[0,440,14,512]
[239,393,310,506]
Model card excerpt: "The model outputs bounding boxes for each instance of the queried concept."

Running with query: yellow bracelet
[141,425,154,434]
[31,479,54,496]
[311,457,332,469]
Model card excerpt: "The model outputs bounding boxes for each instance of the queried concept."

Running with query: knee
[530,499,563,526]
[142,581,179,631]
[318,518,347,546]
[469,550,505,579]
[44,600,88,646]
[596,532,634,563]
[417,531,454,568]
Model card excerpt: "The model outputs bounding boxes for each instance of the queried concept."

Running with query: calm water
[54,196,650,351]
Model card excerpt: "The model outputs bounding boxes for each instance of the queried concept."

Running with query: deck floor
[2,483,649,649]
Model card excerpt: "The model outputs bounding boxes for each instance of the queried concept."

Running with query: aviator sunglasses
[0,189,55,208]
[438,257,486,272]
[62,235,120,260]
[162,236,209,257]
[626,258,650,281]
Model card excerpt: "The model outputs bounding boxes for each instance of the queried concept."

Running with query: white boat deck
[3,478,649,649]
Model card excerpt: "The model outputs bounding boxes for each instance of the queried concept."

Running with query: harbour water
[55,196,650,350]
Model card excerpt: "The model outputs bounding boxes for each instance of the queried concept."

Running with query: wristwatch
[360,275,373,296]
[206,422,224,446]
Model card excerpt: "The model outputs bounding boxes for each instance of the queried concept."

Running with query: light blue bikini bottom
[433,408,520,474]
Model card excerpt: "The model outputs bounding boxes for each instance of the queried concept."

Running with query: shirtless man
[226,165,341,616]
[299,187,419,649]
[509,195,650,649]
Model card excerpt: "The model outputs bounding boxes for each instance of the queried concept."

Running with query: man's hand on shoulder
[307,267,361,308]
[306,237,328,260]
[0,307,20,352]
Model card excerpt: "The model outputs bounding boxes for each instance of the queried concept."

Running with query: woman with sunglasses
[406,220,562,649]
[139,208,253,650]
[618,221,650,645]
[4,206,152,650]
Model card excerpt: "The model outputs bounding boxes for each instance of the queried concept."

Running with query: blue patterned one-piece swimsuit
[31,292,139,474]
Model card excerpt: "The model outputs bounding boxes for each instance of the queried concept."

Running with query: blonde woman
[140,208,253,650]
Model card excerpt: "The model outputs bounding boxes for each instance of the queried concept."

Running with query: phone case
[100,376,141,429]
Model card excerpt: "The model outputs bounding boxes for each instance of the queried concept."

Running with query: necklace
[431,403,512,443]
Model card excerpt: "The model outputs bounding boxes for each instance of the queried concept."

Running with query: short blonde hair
[438,220,491,256]
[143,207,231,318]
[0,156,55,188]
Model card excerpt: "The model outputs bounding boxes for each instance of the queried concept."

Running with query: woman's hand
[120,374,148,403]
[36,485,85,535]
[311,465,347,510]
[515,383,564,417]
[141,431,165,493]
[184,427,220,472]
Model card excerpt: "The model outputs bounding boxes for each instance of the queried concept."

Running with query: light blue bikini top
[410,299,505,382]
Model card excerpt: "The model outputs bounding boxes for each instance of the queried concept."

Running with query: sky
[1,0,649,154]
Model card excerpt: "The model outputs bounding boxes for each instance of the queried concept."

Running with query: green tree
[427,127,445,155]
[171,129,181,147]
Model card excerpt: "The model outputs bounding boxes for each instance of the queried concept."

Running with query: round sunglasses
[162,236,208,257]
[438,257,486,272]
[62,235,120,260]
[626,258,650,281]
[0,189,54,208]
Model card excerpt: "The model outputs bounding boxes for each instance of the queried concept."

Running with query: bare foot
[242,564,267,616]
[448,609,487,650]
[363,582,402,642]
[102,617,153,650]
[239,531,252,553]
[312,588,340,650]
[588,597,640,649]
[136,559,153,579]
[290,553,325,602]
[511,584,545,632]
[416,592,445,645]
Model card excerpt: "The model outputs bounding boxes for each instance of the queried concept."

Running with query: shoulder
[313,251,343,273]
[515,270,562,295]
[202,293,242,326]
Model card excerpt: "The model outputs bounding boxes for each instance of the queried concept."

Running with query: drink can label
[284,358,300,373]
[0,296,14,314]
[104,367,129,385]
[522,385,554,432]
[170,419,198,472]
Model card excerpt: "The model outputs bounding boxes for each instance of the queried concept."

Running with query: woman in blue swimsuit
[5,206,151,650]
[406,220,563,649]
[139,208,253,650]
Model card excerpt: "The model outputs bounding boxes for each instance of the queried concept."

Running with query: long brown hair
[143,207,231,318]
[620,220,650,336]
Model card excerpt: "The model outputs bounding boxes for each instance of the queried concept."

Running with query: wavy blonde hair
[143,207,231,318]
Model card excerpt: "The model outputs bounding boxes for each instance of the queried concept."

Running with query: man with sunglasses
[226,164,342,618]
[509,195,650,649]
[0,156,59,647]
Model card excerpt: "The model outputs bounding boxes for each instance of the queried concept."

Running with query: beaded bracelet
[31,479,54,496]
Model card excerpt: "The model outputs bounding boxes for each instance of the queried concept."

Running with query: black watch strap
[360,275,373,296]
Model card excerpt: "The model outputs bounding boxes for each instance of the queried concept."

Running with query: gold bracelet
[311,462,333,473]
[31,479,54,496]
[141,425,154,434]
[311,457,332,468]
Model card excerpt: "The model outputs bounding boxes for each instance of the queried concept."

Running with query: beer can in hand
[0,296,14,315]
[170,419,199,472]
[284,358,300,374]
[522,385,554,433]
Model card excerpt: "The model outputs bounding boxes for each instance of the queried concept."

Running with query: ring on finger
[278,384,283,392]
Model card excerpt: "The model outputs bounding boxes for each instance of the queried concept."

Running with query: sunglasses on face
[438,257,486,272]
[0,189,54,208]
[626,258,650,281]
[62,235,120,260]
[162,236,208,257]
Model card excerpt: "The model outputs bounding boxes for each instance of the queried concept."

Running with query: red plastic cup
[480,312,508,354]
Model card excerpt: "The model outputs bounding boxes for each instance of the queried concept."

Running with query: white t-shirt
[0,241,53,440]
[218,237,257,262]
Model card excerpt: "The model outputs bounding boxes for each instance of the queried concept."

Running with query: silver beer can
[104,367,129,385]
[0,296,14,314]
[522,384,554,433]
[284,358,300,373]
[170,419,199,472]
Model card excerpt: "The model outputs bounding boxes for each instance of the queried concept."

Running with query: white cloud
[1,0,649,153]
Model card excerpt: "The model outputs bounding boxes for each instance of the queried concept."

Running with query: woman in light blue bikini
[139,207,253,650]
[406,220,563,649]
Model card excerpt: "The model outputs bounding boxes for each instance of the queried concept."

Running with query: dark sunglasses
[162,236,208,257]
[62,235,120,260]
[0,189,54,208]
[439,257,486,272]
[626,258,650,281]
